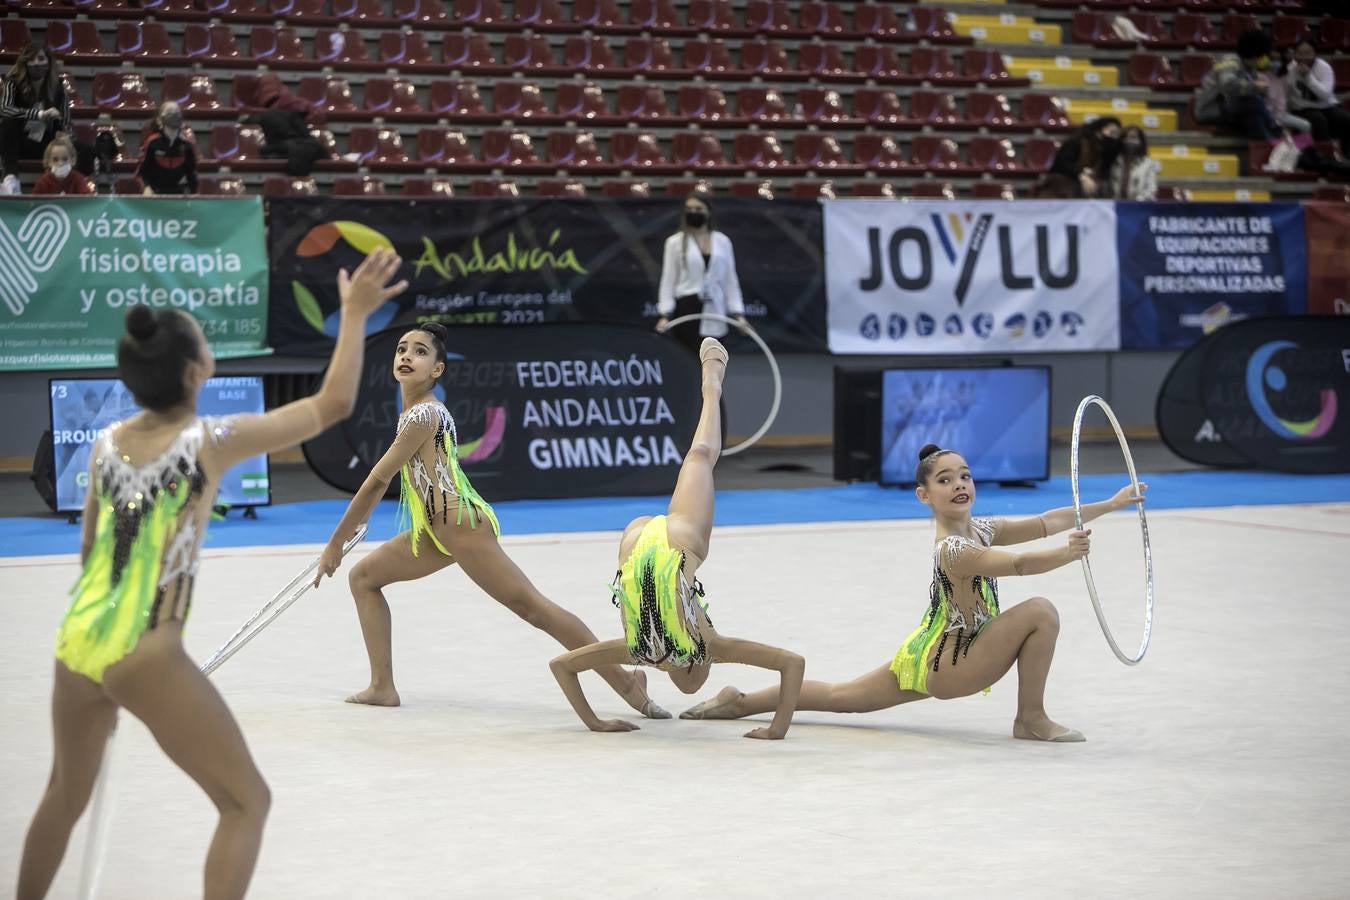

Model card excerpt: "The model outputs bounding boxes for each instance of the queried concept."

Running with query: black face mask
[1123,140,1143,154]
[684,211,707,229]
[163,115,183,130]
[28,65,47,81]
[1100,136,1122,153]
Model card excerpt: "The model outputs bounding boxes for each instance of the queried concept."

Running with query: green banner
[0,197,269,371]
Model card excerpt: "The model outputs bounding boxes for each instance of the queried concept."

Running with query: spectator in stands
[31,135,93,195]
[255,74,328,177]
[1286,39,1350,155]
[0,44,93,194]
[1270,47,1313,138]
[136,101,198,195]
[1048,116,1122,198]
[1108,126,1160,201]
[655,192,748,356]
[1195,30,1280,140]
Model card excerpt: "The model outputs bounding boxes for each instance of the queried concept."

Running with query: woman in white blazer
[655,192,748,355]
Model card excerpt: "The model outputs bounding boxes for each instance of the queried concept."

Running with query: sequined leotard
[56,417,230,683]
[609,516,711,669]
[890,516,1003,694]
[386,401,499,556]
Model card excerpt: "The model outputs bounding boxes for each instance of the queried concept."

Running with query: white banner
[824,200,1120,354]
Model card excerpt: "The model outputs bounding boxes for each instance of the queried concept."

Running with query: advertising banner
[0,197,269,370]
[1117,202,1307,349]
[302,323,702,501]
[1305,202,1350,316]
[268,197,827,356]
[823,199,1120,354]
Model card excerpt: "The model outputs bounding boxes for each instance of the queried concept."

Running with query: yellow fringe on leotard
[609,516,709,667]
[399,452,500,557]
[890,577,999,695]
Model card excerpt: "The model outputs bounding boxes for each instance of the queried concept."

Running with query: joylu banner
[823,199,1120,354]
[0,197,269,370]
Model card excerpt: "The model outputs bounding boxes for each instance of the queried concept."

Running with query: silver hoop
[662,312,782,457]
[1070,396,1154,666]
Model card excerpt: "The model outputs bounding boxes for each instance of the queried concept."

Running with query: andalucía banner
[267,197,828,356]
[0,197,269,371]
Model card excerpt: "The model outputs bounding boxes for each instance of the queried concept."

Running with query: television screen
[49,377,271,513]
[880,367,1050,485]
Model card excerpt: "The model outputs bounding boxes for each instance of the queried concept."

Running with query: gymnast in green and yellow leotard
[680,444,1148,744]
[311,323,662,717]
[19,247,409,899]
[549,337,807,740]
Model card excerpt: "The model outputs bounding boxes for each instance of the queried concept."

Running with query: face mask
[163,114,183,130]
[1100,136,1121,151]
[684,211,707,228]
[1123,140,1142,154]
[53,163,71,179]
[28,64,47,80]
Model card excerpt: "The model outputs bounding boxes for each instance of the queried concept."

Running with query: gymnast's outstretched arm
[994,483,1148,545]
[549,640,642,732]
[705,635,805,740]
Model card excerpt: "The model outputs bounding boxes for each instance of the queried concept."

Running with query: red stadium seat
[572,0,626,30]
[1271,16,1309,47]
[746,0,796,34]
[0,21,34,61]
[470,179,520,197]
[393,0,449,24]
[670,132,727,168]
[799,88,853,124]
[1024,137,1061,172]
[198,175,249,195]
[503,35,557,71]
[348,126,415,169]
[298,76,359,117]
[1124,14,1175,47]
[792,179,837,199]
[793,133,855,172]
[853,3,902,39]
[331,0,389,22]
[250,26,311,68]
[682,39,738,75]
[60,72,89,116]
[491,81,550,119]
[1020,93,1073,130]
[602,180,653,197]
[1320,17,1350,53]
[854,88,905,126]
[452,0,508,28]
[665,179,716,198]
[911,135,970,173]
[1312,185,1350,202]
[314,29,374,68]
[379,32,438,70]
[442,34,499,69]
[416,127,477,166]
[1129,53,1178,90]
[798,44,852,79]
[677,85,733,122]
[910,181,956,199]
[851,181,897,198]
[1171,13,1219,48]
[364,78,426,117]
[161,73,228,115]
[609,132,667,169]
[616,84,671,120]
[968,136,1025,175]
[270,0,329,22]
[481,129,541,167]
[799,2,847,36]
[116,23,185,64]
[211,123,268,166]
[687,0,739,32]
[624,37,684,74]
[183,24,243,65]
[563,36,620,73]
[93,72,155,114]
[964,49,1026,86]
[909,8,968,44]
[966,92,1019,129]
[333,175,387,196]
[729,179,776,199]
[537,178,588,198]
[741,38,794,77]
[264,175,319,196]
[911,90,961,126]
[1072,13,1132,49]
[909,47,971,85]
[736,87,791,122]
[628,0,682,31]
[231,75,264,111]
[546,131,609,170]
[1178,54,1214,88]
[1221,15,1261,49]
[428,80,489,119]
[733,132,791,170]
[853,134,918,173]
[402,177,455,197]
[47,21,118,63]
[854,45,912,83]
[971,182,1016,199]
[515,0,567,29]
[555,82,613,121]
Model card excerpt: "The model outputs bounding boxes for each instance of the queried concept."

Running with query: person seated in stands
[1270,46,1313,138]
[1107,126,1160,201]
[1194,30,1280,140]
[1047,116,1122,198]
[254,74,329,177]
[1285,39,1350,155]
[32,135,94,195]
[136,102,198,196]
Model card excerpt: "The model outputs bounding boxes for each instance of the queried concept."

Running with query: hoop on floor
[662,312,781,457]
[1071,395,1154,667]
[77,524,370,900]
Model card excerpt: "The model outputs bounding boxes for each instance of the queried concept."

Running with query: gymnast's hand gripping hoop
[77,525,369,900]
[661,312,782,457]
[1070,396,1154,667]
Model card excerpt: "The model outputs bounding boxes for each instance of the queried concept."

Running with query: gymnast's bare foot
[625,669,671,719]
[679,685,743,720]
[346,685,401,707]
[1013,714,1084,742]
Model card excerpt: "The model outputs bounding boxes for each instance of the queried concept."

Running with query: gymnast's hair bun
[125,305,158,341]
[420,322,449,342]
[917,443,942,463]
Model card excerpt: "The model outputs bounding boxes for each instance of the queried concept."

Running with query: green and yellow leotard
[609,515,710,668]
[55,419,222,683]
[393,402,499,556]
[890,516,1002,694]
